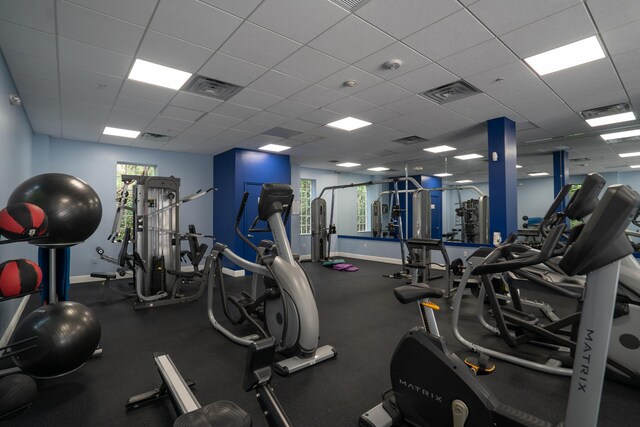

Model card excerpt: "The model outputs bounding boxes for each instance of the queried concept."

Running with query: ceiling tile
[3,50,58,81]
[61,98,111,122]
[61,83,118,107]
[469,0,581,35]
[161,106,205,122]
[231,121,273,134]
[564,89,629,112]
[20,93,60,116]
[390,63,458,93]
[274,47,347,83]
[60,65,123,93]
[137,30,214,73]
[199,52,268,87]
[0,22,56,60]
[198,0,262,19]
[267,99,317,117]
[220,22,302,68]
[280,119,320,133]
[57,1,145,56]
[377,115,444,138]
[62,122,102,142]
[58,37,133,77]
[465,60,543,94]
[324,96,376,115]
[611,48,640,75]
[354,106,402,124]
[403,10,493,61]
[248,70,310,98]
[353,42,431,80]
[439,38,518,78]
[249,0,348,44]
[445,94,526,123]
[114,95,166,116]
[621,68,640,90]
[0,0,55,33]
[297,108,344,125]
[65,0,157,26]
[119,80,177,104]
[248,110,291,127]
[288,84,347,107]
[12,74,59,98]
[145,116,193,135]
[227,88,283,109]
[150,0,242,50]
[353,82,412,105]
[542,59,622,101]
[500,4,596,58]
[308,15,395,63]
[317,66,383,94]
[199,112,244,128]
[587,0,640,32]
[99,134,134,146]
[187,120,227,136]
[356,0,461,39]
[213,102,261,119]
[170,91,223,112]
[601,21,640,56]
[107,108,156,130]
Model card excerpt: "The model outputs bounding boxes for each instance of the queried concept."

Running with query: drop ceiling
[1,0,639,183]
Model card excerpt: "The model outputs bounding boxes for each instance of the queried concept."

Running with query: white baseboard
[334,252,402,265]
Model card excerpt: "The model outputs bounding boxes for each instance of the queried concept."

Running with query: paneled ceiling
[1,0,639,183]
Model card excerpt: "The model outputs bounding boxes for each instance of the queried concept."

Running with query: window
[568,184,582,229]
[300,178,313,235]
[356,185,367,232]
[116,162,157,241]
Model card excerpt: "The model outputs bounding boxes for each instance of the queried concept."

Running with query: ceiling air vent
[569,157,591,162]
[580,102,631,120]
[329,0,372,11]
[184,75,243,101]
[140,132,172,142]
[327,160,340,163]
[392,135,428,145]
[419,80,482,104]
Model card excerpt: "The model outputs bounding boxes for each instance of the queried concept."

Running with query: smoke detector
[383,60,402,70]
[343,80,357,88]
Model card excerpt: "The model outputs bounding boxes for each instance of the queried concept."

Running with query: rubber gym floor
[3,258,640,426]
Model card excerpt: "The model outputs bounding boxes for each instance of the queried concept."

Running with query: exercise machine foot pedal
[273,345,337,376]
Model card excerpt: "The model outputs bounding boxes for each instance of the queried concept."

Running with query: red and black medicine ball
[0,203,48,240]
[0,259,42,298]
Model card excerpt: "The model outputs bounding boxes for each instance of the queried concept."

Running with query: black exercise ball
[8,173,102,247]
[9,301,101,378]
[0,259,42,298]
[0,202,48,240]
[0,374,37,419]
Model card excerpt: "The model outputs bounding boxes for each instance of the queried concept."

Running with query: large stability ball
[8,173,102,246]
[9,302,101,378]
[0,374,37,419]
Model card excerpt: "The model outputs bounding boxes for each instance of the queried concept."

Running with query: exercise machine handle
[236,192,250,228]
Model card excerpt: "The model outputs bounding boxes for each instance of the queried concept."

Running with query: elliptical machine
[361,184,640,427]
[209,183,336,375]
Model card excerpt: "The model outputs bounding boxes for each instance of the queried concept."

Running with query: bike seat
[394,285,444,304]
[174,400,252,427]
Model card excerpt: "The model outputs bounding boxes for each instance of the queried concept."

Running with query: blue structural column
[553,150,569,211]
[488,117,518,243]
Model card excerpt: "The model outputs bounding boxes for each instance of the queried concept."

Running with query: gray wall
[32,135,214,276]
[0,52,36,345]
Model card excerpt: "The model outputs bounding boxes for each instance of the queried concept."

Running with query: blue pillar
[488,117,518,242]
[553,150,569,211]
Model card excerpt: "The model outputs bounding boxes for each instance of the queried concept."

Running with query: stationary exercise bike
[209,183,336,375]
[361,184,640,427]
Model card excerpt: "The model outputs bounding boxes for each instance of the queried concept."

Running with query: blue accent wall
[553,150,570,211]
[488,117,518,241]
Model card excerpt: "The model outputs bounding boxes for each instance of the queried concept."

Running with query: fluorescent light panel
[433,173,452,177]
[337,162,361,167]
[455,179,473,183]
[454,153,483,160]
[259,144,290,152]
[103,126,140,138]
[586,112,636,127]
[601,129,640,141]
[619,152,640,158]
[326,117,371,131]
[529,172,549,176]
[367,167,390,172]
[424,145,456,153]
[128,59,192,90]
[516,165,523,169]
[630,165,640,168]
[525,36,605,76]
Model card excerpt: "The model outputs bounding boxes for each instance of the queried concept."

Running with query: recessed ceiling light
[630,165,640,168]
[128,59,192,90]
[337,162,361,167]
[424,145,456,153]
[455,179,473,184]
[433,173,453,177]
[367,167,390,172]
[516,164,523,168]
[259,144,291,152]
[619,152,640,158]
[601,129,640,141]
[326,117,371,131]
[528,172,549,176]
[103,126,140,138]
[524,36,605,76]
[586,112,636,127]
[454,153,483,160]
